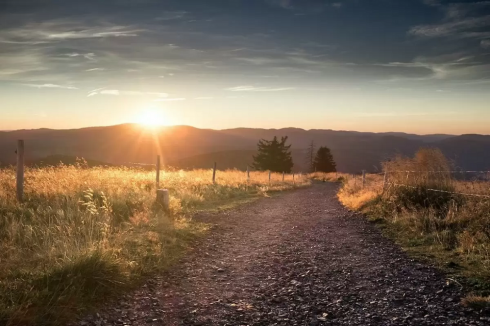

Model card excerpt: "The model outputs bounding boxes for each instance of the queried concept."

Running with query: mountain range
[1,124,489,173]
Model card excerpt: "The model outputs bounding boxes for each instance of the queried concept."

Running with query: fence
[347,170,490,200]
[11,140,307,207]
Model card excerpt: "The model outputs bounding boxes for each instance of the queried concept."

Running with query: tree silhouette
[314,147,337,173]
[252,136,294,173]
[304,140,316,173]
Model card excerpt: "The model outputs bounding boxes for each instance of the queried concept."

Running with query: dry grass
[337,149,490,297]
[462,295,490,309]
[0,164,309,325]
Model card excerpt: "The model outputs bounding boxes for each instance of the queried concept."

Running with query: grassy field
[0,163,309,325]
[333,149,490,308]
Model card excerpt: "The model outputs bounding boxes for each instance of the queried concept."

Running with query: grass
[336,149,490,309]
[0,162,309,325]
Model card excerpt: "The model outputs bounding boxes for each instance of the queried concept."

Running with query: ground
[80,183,489,326]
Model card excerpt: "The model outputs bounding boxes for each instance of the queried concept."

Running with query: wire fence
[350,170,490,200]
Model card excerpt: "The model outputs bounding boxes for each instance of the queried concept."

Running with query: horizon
[2,122,489,137]
[1,0,490,134]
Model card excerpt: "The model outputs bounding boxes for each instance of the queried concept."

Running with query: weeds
[0,165,309,325]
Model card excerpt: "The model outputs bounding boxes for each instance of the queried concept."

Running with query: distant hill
[0,124,489,173]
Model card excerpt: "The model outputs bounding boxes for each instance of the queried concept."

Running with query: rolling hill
[1,124,489,173]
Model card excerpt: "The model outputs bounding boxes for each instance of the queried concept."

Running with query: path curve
[81,183,489,326]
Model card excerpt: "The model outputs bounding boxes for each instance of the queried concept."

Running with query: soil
[80,183,490,326]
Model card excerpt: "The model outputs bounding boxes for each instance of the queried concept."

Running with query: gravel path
[81,183,489,326]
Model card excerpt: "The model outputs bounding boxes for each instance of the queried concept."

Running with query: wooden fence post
[247,166,250,182]
[269,171,271,184]
[212,162,217,184]
[293,173,295,184]
[156,189,169,210]
[282,172,285,182]
[16,140,24,202]
[362,170,366,188]
[156,155,161,188]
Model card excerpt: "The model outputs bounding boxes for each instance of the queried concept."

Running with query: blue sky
[1,0,489,134]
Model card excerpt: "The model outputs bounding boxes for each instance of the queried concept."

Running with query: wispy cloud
[226,85,294,92]
[85,68,105,72]
[155,11,188,21]
[87,89,168,97]
[47,30,140,40]
[409,16,490,38]
[154,97,186,102]
[0,21,142,45]
[64,52,96,60]
[353,111,449,118]
[410,2,490,39]
[266,0,293,10]
[21,83,78,90]
[482,39,490,49]
[195,97,214,100]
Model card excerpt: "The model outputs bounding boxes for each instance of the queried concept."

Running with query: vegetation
[313,146,337,173]
[336,148,490,308]
[252,136,294,173]
[0,163,309,325]
[305,141,316,173]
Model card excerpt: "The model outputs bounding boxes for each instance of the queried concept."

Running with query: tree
[252,136,294,173]
[304,140,316,173]
[314,147,337,173]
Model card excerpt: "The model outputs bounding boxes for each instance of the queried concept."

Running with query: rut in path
[82,183,488,326]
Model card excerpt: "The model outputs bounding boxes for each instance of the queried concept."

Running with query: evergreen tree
[252,136,294,173]
[314,147,337,173]
[304,140,316,173]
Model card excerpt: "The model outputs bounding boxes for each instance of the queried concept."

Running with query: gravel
[79,183,489,325]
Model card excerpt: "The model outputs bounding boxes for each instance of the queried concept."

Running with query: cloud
[0,21,142,45]
[195,97,214,100]
[155,11,188,21]
[266,0,293,10]
[21,83,78,89]
[226,85,294,92]
[64,52,96,60]
[87,89,168,97]
[332,3,342,8]
[409,16,490,38]
[410,2,490,39]
[153,97,186,102]
[482,39,490,48]
[85,68,105,72]
[46,30,140,40]
[100,90,120,95]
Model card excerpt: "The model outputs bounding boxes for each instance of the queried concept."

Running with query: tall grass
[338,149,490,301]
[0,164,309,325]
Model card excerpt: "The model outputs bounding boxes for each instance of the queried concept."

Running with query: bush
[337,148,490,293]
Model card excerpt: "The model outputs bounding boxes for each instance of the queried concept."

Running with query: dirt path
[81,183,489,326]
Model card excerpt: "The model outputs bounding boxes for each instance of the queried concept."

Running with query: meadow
[0,162,309,325]
[332,149,490,307]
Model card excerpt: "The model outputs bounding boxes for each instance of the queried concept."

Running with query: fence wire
[386,182,490,199]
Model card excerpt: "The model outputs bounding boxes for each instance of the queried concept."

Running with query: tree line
[252,136,336,173]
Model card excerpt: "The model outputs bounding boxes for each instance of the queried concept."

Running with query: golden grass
[336,149,490,296]
[462,295,490,309]
[0,165,309,325]
[337,174,384,211]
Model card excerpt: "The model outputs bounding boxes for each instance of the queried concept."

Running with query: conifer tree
[314,146,337,173]
[252,136,294,173]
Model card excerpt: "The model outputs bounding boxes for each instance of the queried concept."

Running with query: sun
[137,108,166,127]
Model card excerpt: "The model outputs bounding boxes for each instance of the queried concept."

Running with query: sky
[1,0,490,134]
